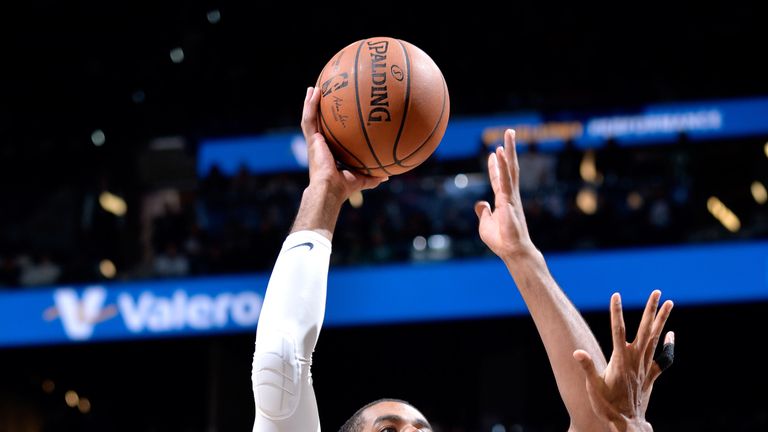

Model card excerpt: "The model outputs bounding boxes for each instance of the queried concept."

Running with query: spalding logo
[367,40,391,123]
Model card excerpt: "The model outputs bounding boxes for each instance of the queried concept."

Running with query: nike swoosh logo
[287,242,314,252]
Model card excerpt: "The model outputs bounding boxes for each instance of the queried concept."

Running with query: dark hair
[338,398,412,432]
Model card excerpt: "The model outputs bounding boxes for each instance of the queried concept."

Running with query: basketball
[316,36,450,177]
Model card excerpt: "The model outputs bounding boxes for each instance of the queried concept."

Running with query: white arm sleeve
[252,230,330,432]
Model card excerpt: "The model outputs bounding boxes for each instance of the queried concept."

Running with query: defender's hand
[475,129,538,261]
[573,290,675,432]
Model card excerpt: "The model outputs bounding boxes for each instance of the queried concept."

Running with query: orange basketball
[316,37,450,177]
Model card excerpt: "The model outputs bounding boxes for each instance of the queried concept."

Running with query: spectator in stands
[18,253,62,287]
[556,138,583,185]
[153,242,190,278]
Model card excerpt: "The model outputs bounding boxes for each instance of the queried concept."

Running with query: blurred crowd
[1,134,767,289]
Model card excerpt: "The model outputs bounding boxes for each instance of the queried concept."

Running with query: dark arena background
[1,1,767,431]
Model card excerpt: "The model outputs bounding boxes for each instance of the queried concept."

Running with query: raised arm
[475,129,607,430]
[252,86,385,432]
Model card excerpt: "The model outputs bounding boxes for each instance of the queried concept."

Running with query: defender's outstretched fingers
[488,150,512,209]
[573,349,601,385]
[635,290,662,351]
[610,293,627,360]
[494,144,514,200]
[573,350,624,425]
[648,331,675,384]
[656,332,675,372]
[487,152,501,200]
[644,299,673,367]
[502,129,520,186]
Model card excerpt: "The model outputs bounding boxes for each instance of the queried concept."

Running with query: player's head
[338,398,432,432]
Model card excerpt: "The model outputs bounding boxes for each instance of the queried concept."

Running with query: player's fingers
[301,87,316,135]
[341,170,384,191]
[663,331,674,348]
[573,349,601,381]
[649,331,675,384]
[308,131,327,151]
[358,174,386,191]
[495,146,514,204]
[635,290,661,351]
[310,85,322,107]
[487,152,503,203]
[652,300,674,340]
[644,299,673,367]
[305,129,318,160]
[363,175,389,190]
[574,350,624,425]
[307,132,334,166]
[475,201,495,246]
[610,292,627,361]
[503,129,520,186]
[474,201,492,220]
[309,86,323,132]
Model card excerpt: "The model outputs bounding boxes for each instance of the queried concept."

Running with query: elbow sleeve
[252,230,331,421]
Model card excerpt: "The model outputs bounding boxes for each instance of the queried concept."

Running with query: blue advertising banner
[0,276,267,348]
[2,240,766,348]
[198,96,768,176]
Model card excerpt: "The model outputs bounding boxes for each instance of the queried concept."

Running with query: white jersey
[252,230,329,432]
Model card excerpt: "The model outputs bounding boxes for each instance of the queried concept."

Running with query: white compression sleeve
[252,230,330,432]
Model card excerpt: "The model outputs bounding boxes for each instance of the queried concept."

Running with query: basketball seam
[389,70,448,169]
[342,73,447,171]
[354,39,393,176]
[391,39,411,166]
[319,108,372,176]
